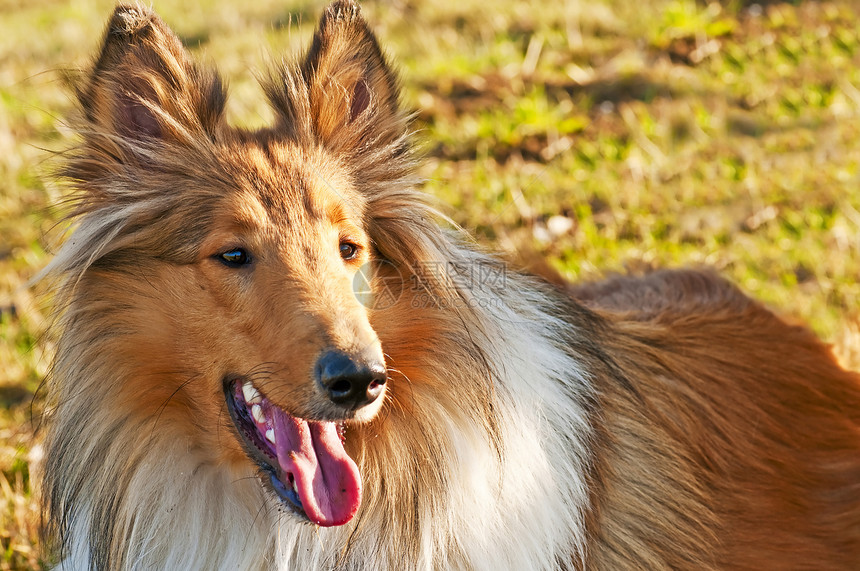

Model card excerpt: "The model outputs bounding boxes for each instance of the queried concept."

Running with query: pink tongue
[270,407,361,526]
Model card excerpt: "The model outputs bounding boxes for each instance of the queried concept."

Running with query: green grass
[2,0,859,567]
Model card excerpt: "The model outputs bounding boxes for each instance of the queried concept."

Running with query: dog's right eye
[218,248,252,268]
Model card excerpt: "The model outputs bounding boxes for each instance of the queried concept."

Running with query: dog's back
[574,269,860,569]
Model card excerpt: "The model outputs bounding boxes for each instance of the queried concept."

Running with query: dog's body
[42,3,860,569]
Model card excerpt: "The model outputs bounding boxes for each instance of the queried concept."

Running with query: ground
[1,0,859,568]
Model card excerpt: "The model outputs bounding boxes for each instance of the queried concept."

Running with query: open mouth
[223,378,362,527]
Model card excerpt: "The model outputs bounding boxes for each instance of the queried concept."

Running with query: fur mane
[44,236,598,570]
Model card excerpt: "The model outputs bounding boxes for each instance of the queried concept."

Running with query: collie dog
[41,2,860,569]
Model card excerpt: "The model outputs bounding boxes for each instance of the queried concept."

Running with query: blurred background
[2,0,859,567]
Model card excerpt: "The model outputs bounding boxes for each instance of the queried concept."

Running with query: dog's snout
[316,350,386,408]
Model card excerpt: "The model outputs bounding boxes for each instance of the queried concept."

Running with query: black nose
[315,350,386,408]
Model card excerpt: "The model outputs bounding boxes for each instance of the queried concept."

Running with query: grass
[1,0,859,567]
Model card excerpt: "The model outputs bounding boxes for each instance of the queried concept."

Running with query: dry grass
[1,0,859,567]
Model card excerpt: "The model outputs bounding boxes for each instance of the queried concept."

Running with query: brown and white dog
[41,2,860,569]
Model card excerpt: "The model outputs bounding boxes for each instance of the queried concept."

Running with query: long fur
[41,3,860,570]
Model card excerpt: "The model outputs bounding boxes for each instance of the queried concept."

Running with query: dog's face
[68,1,412,527]
[197,145,385,421]
[191,143,385,527]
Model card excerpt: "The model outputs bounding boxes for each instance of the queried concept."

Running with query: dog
[40,2,860,569]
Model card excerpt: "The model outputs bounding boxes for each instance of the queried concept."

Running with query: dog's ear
[79,5,225,146]
[268,1,405,152]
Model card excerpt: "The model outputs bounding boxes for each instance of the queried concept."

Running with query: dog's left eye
[218,248,252,267]
[339,241,359,261]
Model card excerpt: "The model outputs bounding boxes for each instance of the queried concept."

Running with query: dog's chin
[223,377,372,527]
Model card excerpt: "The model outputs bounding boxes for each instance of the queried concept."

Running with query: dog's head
[56,1,424,527]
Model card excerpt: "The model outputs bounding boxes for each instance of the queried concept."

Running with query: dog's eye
[219,248,252,267]
[339,241,359,261]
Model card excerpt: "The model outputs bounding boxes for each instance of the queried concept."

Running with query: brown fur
[41,3,860,570]
[572,271,860,569]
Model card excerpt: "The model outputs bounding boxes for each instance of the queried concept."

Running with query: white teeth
[242,382,262,404]
[251,404,265,424]
[292,478,298,495]
[265,428,276,444]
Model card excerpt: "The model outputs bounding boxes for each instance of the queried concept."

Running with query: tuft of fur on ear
[76,4,225,156]
[266,1,407,157]
[44,6,230,287]
[265,0,425,269]
[302,0,401,146]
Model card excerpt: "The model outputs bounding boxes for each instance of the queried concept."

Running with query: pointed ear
[79,5,225,146]
[269,1,405,152]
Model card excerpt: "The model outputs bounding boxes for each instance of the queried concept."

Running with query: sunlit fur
[41,2,860,570]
